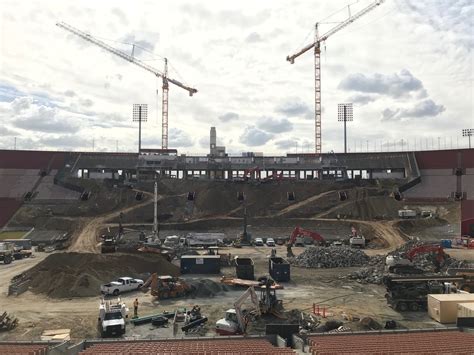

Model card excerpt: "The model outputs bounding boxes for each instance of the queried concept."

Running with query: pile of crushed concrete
[23,252,179,298]
[348,240,469,284]
[290,246,369,268]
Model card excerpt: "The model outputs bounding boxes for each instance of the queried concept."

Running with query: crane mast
[56,22,197,150]
[287,0,384,154]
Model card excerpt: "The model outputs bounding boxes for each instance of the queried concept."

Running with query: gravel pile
[188,279,230,298]
[290,246,369,268]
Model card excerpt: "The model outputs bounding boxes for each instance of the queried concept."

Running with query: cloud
[275,98,312,119]
[38,135,85,149]
[349,94,377,106]
[169,128,194,147]
[218,112,239,122]
[13,105,81,133]
[338,69,425,98]
[239,126,273,146]
[64,90,76,97]
[0,125,18,136]
[10,97,33,113]
[274,139,296,150]
[122,34,155,53]
[79,98,94,107]
[111,8,128,26]
[381,99,445,121]
[246,32,262,43]
[199,136,209,149]
[257,117,293,133]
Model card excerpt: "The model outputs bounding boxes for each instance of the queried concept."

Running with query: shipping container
[269,257,290,282]
[457,302,474,327]
[180,255,221,274]
[235,257,254,280]
[428,293,474,324]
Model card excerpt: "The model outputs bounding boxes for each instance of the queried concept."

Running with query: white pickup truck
[100,277,144,296]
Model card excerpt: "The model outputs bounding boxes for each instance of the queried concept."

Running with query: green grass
[0,231,27,240]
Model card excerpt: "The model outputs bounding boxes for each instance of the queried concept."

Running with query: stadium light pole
[133,104,148,153]
[463,129,473,149]
[338,103,353,153]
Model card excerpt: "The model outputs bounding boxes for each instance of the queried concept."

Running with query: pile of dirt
[188,279,230,298]
[24,252,179,298]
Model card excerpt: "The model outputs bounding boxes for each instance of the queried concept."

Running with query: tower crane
[286,0,384,155]
[56,22,197,150]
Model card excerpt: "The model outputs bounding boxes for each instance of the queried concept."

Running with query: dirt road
[273,190,337,217]
[68,192,154,253]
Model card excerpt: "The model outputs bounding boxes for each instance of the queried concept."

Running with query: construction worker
[133,298,139,318]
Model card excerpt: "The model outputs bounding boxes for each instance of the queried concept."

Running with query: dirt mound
[24,252,179,298]
[188,279,230,298]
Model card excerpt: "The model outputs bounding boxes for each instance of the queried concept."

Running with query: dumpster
[269,257,290,282]
[235,257,254,280]
[180,255,221,274]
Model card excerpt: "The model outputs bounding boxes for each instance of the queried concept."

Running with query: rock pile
[188,279,230,298]
[290,246,369,268]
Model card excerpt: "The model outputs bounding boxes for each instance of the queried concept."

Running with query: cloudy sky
[0,0,472,155]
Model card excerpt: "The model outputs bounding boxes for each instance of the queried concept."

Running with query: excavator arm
[234,287,260,333]
[289,227,325,246]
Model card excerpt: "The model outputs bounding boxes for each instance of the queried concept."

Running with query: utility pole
[337,103,353,153]
[153,178,159,239]
[133,104,148,153]
[463,129,473,148]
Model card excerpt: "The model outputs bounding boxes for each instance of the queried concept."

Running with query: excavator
[386,244,447,274]
[141,273,193,300]
[215,279,284,335]
[287,226,326,257]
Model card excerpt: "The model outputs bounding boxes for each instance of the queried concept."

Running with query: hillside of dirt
[23,252,179,298]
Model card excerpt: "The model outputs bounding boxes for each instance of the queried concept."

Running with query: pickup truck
[100,277,144,296]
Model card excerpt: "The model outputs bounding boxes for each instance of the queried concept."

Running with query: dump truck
[98,298,128,337]
[4,239,33,259]
[0,242,14,265]
[349,226,365,248]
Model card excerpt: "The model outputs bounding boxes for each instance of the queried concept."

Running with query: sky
[0,0,472,155]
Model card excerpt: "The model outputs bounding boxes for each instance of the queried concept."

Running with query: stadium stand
[403,169,457,200]
[0,169,41,198]
[0,150,66,170]
[34,170,80,200]
[80,338,295,355]
[309,329,474,354]
[0,198,22,227]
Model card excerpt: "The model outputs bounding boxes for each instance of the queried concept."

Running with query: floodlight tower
[463,128,473,149]
[133,104,148,153]
[338,103,353,153]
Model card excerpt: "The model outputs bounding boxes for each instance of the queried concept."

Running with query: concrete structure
[209,126,226,157]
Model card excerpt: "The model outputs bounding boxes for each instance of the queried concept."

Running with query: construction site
[1,1,474,354]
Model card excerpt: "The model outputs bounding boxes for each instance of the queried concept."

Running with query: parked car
[266,238,276,247]
[100,277,144,296]
[254,238,264,246]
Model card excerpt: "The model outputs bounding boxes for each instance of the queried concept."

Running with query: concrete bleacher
[34,170,80,200]
[0,198,22,227]
[403,169,457,200]
[463,168,474,200]
[0,169,41,198]
[80,338,296,355]
[75,153,138,170]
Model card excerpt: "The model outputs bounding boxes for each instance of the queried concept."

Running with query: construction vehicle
[385,244,447,274]
[215,279,284,335]
[138,244,176,262]
[349,226,365,249]
[215,286,261,335]
[4,239,33,259]
[100,277,144,296]
[398,209,417,219]
[98,298,128,337]
[0,311,18,331]
[142,274,193,300]
[287,226,326,257]
[452,236,474,249]
[286,0,383,154]
[100,228,118,254]
[0,242,14,264]
[383,275,472,312]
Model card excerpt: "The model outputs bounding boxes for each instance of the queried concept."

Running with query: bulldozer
[141,274,193,300]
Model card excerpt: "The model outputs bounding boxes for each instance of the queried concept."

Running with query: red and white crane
[57,22,197,150]
[286,0,384,154]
